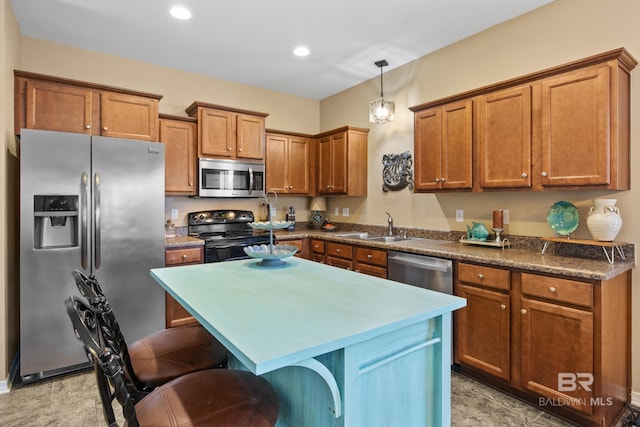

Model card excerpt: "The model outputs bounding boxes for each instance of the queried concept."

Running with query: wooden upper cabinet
[477,85,532,189]
[316,126,368,196]
[414,99,473,191]
[24,79,94,134]
[100,92,159,141]
[15,70,162,141]
[185,102,268,160]
[538,65,611,188]
[410,48,636,193]
[160,115,196,195]
[265,131,311,194]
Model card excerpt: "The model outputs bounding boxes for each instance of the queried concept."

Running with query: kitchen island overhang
[151,257,466,426]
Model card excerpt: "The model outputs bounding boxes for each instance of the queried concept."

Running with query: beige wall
[3,0,640,393]
[321,0,640,389]
[1,0,21,384]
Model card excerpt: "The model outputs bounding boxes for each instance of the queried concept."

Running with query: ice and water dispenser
[33,195,79,249]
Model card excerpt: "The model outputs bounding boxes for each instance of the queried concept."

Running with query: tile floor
[0,369,635,426]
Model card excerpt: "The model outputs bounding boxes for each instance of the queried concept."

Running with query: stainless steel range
[188,210,270,263]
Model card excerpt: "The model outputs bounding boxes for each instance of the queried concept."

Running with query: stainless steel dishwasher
[387,251,455,365]
[387,251,453,294]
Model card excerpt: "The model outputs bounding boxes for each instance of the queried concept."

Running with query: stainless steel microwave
[197,158,265,198]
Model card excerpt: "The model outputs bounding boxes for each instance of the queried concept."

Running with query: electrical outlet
[503,210,510,225]
[171,209,179,220]
[456,210,464,222]
[334,207,339,215]
[342,207,350,217]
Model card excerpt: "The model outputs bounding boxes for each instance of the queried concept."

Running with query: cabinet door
[520,298,594,413]
[100,92,159,141]
[161,119,196,195]
[478,86,532,188]
[165,246,203,328]
[414,108,442,191]
[265,134,288,192]
[199,108,234,157]
[236,113,265,159]
[287,136,310,193]
[441,100,473,189]
[456,284,511,380]
[540,65,610,187]
[25,80,93,134]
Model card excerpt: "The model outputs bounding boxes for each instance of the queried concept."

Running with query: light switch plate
[456,210,464,222]
[503,210,510,224]
[334,207,339,215]
[171,209,179,220]
[342,207,349,217]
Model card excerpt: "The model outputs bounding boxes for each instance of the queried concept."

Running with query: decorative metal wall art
[382,151,413,192]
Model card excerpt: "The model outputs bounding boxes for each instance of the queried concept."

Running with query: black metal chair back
[71,269,150,397]
[65,295,139,427]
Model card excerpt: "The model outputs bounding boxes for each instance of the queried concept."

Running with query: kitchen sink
[365,236,413,243]
[335,232,419,243]
[334,232,381,239]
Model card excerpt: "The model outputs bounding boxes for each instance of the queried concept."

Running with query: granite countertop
[273,230,634,281]
[165,235,204,248]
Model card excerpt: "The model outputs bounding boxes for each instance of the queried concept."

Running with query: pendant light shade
[369,60,395,124]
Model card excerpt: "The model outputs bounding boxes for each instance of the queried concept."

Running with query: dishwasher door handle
[388,254,451,272]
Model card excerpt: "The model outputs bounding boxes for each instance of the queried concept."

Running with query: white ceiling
[10,0,554,100]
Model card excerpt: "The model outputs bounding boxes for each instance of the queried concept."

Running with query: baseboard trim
[0,353,20,394]
[631,391,640,408]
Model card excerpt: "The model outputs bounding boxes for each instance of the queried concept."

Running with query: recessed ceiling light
[170,5,192,20]
[293,46,310,57]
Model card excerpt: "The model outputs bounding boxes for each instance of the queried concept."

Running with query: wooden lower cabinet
[455,262,631,427]
[309,239,326,263]
[354,246,387,278]
[326,242,353,270]
[165,246,203,328]
[279,238,308,259]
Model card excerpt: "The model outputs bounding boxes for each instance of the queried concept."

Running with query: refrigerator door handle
[80,172,89,270]
[94,172,101,269]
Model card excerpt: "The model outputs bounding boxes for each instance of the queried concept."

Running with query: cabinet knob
[85,125,91,129]
[336,249,341,253]
[435,178,440,183]
[521,309,527,315]
[182,254,187,260]
[500,304,506,310]
[541,171,548,177]
[189,182,193,186]
[367,254,372,259]
[477,273,484,280]
[228,147,232,151]
[441,177,446,182]
[549,286,557,293]
[521,172,528,178]
[103,126,108,131]
[238,148,242,152]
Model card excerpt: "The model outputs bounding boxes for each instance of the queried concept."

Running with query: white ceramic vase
[586,199,622,241]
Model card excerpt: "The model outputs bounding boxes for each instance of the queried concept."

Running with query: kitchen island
[151,257,466,427]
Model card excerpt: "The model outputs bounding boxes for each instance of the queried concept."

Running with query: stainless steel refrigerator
[19,129,166,383]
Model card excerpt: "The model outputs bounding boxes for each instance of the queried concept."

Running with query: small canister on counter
[286,206,296,231]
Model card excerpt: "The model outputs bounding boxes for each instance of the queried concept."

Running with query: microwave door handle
[248,167,254,195]
[94,172,101,269]
[80,172,89,270]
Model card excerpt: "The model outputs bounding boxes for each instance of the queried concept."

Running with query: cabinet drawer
[310,239,325,254]
[327,256,353,270]
[521,273,593,308]
[165,246,203,265]
[458,263,510,291]
[326,242,353,260]
[355,246,387,267]
[356,263,387,278]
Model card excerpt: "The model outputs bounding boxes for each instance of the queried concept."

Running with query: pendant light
[369,59,395,124]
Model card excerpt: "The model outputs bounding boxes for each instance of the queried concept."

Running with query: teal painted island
[150,257,466,426]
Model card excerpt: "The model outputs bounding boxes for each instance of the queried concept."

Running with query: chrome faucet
[385,212,393,236]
